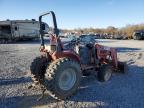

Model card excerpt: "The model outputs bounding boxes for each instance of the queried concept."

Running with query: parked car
[133,30,144,40]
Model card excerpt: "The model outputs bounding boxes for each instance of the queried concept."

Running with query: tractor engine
[75,45,90,65]
[75,44,93,65]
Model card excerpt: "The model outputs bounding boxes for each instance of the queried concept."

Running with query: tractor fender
[51,51,80,63]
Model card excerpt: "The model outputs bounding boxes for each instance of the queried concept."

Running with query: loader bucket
[118,62,128,73]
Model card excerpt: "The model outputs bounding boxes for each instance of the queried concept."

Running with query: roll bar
[39,11,59,46]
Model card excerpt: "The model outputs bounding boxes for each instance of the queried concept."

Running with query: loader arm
[95,44,118,68]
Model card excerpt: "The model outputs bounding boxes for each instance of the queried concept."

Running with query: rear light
[45,45,57,53]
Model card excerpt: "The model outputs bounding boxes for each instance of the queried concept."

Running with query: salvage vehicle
[29,11,127,100]
[0,19,48,43]
[133,30,144,40]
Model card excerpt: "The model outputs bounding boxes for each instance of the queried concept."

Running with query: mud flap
[118,62,128,73]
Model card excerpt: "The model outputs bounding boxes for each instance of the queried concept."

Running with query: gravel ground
[0,39,144,108]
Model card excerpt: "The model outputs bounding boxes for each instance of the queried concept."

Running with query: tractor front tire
[44,58,81,100]
[97,64,112,82]
[30,56,48,85]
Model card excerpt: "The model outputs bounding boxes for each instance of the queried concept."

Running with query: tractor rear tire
[118,62,128,73]
[30,56,48,85]
[97,64,112,82]
[44,58,81,100]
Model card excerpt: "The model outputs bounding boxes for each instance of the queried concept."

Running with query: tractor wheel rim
[59,68,76,91]
[104,69,112,81]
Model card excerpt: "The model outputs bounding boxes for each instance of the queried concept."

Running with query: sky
[0,0,144,29]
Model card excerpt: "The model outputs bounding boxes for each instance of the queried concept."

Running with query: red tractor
[29,11,127,100]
